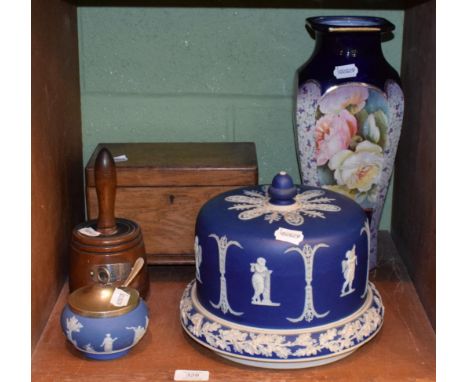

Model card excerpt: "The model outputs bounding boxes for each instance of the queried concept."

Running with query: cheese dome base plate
[180,280,384,369]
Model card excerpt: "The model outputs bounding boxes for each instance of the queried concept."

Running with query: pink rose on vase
[314,109,358,166]
[319,86,369,115]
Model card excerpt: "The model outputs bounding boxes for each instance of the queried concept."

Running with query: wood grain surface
[392,0,436,329]
[31,0,83,351]
[85,142,258,187]
[94,148,118,235]
[32,233,435,381]
[69,223,150,298]
[85,142,258,263]
[87,186,244,263]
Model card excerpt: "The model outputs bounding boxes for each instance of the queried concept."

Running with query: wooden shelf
[31,232,435,381]
[33,0,435,359]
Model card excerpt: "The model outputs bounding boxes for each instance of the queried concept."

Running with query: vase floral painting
[295,80,404,268]
[312,85,389,210]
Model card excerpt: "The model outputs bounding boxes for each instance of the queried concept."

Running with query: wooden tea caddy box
[85,142,258,265]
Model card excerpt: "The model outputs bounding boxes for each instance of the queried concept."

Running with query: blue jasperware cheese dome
[180,172,384,369]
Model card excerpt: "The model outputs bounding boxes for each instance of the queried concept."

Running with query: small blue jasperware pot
[61,283,149,360]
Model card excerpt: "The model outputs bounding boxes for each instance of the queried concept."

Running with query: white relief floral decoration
[225,188,341,226]
[65,315,83,347]
[180,281,384,360]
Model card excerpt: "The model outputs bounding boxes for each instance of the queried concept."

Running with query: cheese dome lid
[181,171,383,367]
[197,171,366,238]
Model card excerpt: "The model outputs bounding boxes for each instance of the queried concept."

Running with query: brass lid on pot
[68,283,140,318]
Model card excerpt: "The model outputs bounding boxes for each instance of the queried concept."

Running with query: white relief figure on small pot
[84,343,95,353]
[340,245,358,297]
[100,333,118,352]
[65,315,83,347]
[250,257,280,307]
[209,234,244,316]
[194,236,203,283]
[285,243,330,322]
[126,324,147,346]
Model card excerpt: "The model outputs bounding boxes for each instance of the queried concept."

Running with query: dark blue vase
[295,16,405,268]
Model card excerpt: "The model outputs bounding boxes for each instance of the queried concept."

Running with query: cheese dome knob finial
[268,172,297,206]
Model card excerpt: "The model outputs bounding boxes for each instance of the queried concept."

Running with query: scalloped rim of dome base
[218,350,354,369]
[179,280,384,369]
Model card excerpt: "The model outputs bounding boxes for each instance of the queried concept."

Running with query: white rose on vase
[328,141,384,193]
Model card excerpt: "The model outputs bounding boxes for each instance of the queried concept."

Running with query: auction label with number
[274,227,304,245]
[110,288,130,307]
[333,63,359,79]
[174,370,209,381]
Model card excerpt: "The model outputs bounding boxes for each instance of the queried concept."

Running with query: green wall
[78,7,404,229]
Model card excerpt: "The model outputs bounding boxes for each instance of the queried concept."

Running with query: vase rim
[307,16,395,33]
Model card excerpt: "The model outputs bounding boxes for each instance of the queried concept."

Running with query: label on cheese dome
[274,227,304,245]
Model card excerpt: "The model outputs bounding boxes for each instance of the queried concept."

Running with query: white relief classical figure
[126,325,147,346]
[209,234,244,316]
[360,220,371,298]
[250,257,280,306]
[65,315,83,347]
[84,343,95,353]
[285,243,330,322]
[194,236,203,283]
[100,333,118,352]
[340,245,358,297]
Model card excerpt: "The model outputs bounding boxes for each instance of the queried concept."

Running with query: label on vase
[110,288,131,307]
[274,227,304,245]
[333,63,358,79]
[174,370,210,381]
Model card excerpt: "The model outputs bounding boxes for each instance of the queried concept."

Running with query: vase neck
[313,32,384,59]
